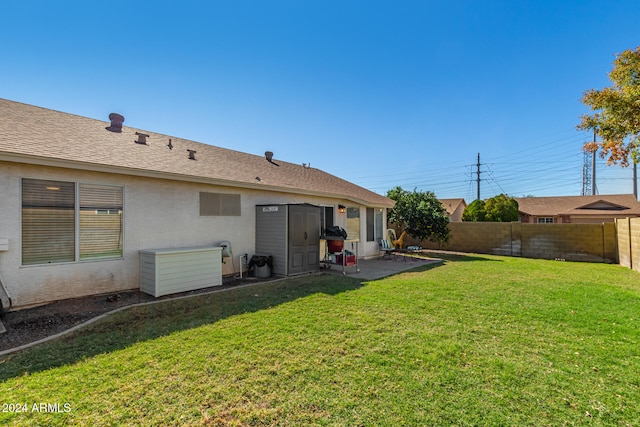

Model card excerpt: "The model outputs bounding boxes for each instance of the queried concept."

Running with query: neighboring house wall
[521,213,631,224]
[450,205,465,222]
[1,161,382,308]
[567,215,631,224]
[520,214,565,223]
[516,195,640,224]
[439,199,467,222]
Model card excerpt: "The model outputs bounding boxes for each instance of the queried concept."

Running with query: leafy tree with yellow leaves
[578,46,640,166]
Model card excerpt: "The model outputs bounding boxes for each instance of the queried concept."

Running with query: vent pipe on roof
[265,151,273,162]
[187,149,197,160]
[106,113,124,133]
[135,132,149,145]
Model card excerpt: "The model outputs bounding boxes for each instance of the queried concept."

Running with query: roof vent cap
[265,151,273,162]
[135,132,149,145]
[106,113,124,133]
[187,149,197,160]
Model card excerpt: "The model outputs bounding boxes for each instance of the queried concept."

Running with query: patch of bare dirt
[0,275,269,352]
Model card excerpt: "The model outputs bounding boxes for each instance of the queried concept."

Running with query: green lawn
[1,254,639,426]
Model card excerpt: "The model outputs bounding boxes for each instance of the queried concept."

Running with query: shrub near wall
[401,222,618,263]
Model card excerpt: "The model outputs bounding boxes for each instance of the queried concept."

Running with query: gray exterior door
[288,205,320,274]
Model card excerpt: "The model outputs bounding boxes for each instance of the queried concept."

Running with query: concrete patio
[323,253,443,280]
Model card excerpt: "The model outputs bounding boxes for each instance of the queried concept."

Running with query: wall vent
[106,113,124,133]
[135,132,149,145]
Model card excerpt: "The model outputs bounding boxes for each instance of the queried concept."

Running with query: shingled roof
[0,98,393,207]
[515,194,640,216]
[438,198,467,215]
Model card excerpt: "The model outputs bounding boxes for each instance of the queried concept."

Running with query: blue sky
[2,1,639,200]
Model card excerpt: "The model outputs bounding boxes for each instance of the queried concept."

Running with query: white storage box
[139,246,223,297]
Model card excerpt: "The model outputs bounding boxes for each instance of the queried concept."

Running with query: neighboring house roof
[438,198,467,216]
[515,194,640,217]
[0,98,393,207]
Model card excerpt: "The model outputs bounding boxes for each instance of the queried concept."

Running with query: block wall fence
[398,222,621,264]
[615,217,640,273]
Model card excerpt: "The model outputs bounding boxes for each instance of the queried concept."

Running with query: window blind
[79,184,123,260]
[22,179,75,265]
[22,179,124,265]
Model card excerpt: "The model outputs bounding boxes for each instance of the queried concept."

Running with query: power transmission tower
[476,153,481,200]
[581,149,592,196]
[582,130,598,196]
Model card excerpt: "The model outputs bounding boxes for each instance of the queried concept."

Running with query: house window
[22,179,124,265]
[199,192,241,216]
[366,208,375,241]
[22,179,76,265]
[346,207,360,242]
[366,208,384,242]
[537,217,554,224]
[374,208,384,241]
[79,184,124,260]
[320,206,334,233]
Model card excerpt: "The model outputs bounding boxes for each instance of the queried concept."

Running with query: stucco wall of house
[1,162,381,308]
[449,205,466,222]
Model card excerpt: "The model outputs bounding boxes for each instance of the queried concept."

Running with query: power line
[355,128,635,199]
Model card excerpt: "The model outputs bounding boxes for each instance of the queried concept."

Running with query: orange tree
[386,186,450,243]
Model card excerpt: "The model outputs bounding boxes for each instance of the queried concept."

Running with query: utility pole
[476,153,481,200]
[592,129,598,196]
[634,162,638,199]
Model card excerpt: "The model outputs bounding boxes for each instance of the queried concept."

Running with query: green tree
[484,194,519,222]
[577,46,640,166]
[463,194,518,222]
[386,187,450,243]
[462,199,486,221]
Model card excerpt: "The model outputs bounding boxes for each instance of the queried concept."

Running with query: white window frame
[536,217,554,224]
